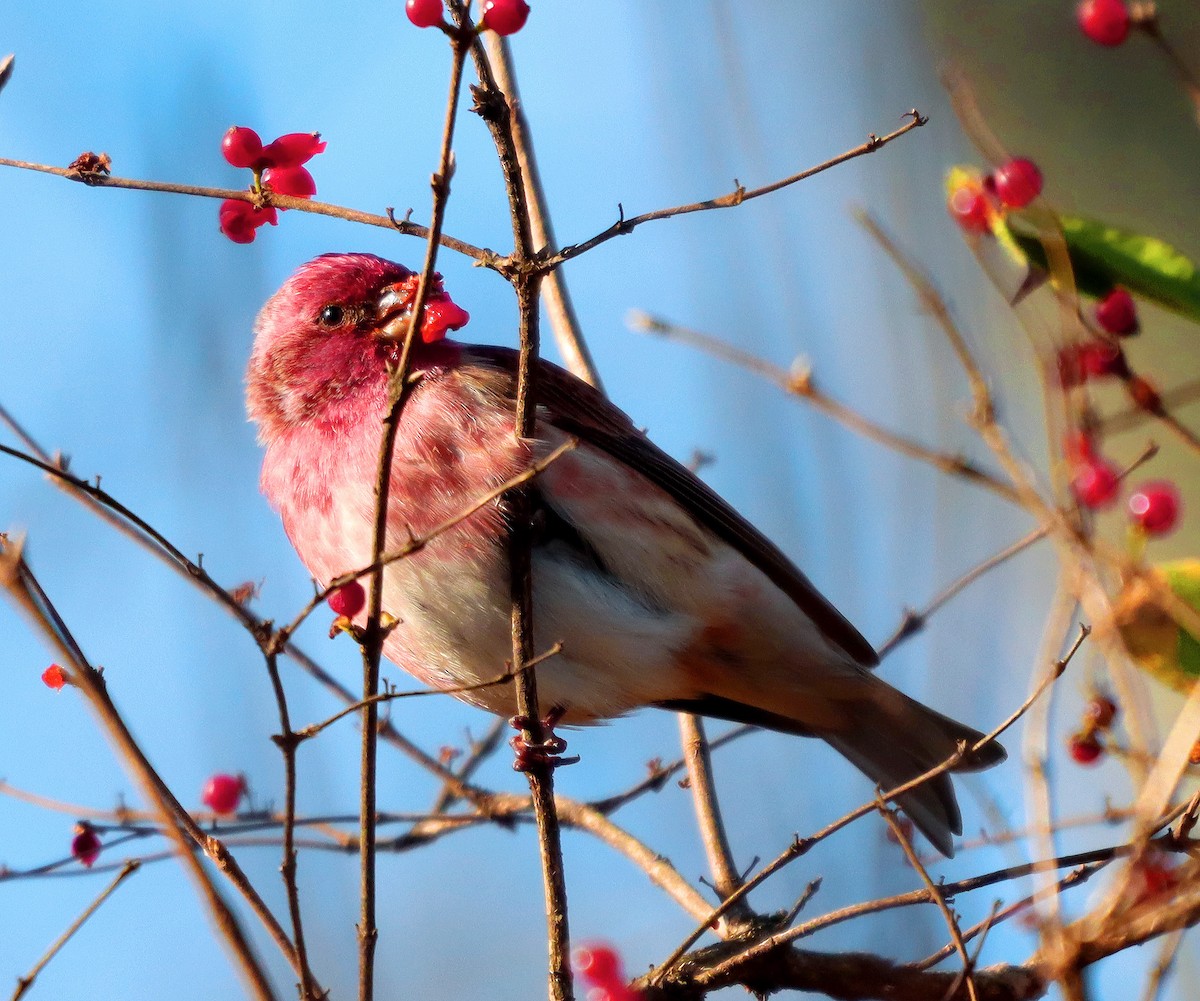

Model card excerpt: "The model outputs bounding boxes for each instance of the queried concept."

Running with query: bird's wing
[461,344,879,668]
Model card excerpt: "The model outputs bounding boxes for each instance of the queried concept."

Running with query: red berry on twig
[1128,481,1181,535]
[1085,694,1118,729]
[202,773,245,815]
[219,199,278,244]
[482,0,530,36]
[42,663,67,690]
[1068,731,1104,764]
[1077,0,1131,46]
[947,183,991,233]
[262,165,317,199]
[72,822,101,867]
[260,132,326,169]
[1071,458,1120,509]
[1095,288,1138,336]
[222,126,264,169]
[572,943,623,986]
[991,157,1043,208]
[406,0,445,27]
[329,580,366,617]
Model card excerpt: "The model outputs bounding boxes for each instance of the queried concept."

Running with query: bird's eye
[318,304,346,327]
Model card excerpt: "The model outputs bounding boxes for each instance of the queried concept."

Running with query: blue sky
[2,3,1197,998]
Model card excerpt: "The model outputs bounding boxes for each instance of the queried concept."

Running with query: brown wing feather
[462,344,879,668]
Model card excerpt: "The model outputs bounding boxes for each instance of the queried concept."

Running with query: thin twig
[465,13,573,999]
[629,311,1020,505]
[552,111,927,267]
[355,20,472,1001]
[879,800,978,1001]
[678,714,751,922]
[878,526,1048,658]
[0,156,490,263]
[10,860,140,1001]
[0,542,290,1001]
[482,33,601,389]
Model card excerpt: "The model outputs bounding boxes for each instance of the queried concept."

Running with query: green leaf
[1006,215,1200,323]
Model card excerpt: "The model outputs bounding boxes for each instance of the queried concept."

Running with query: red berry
[1095,287,1139,336]
[1078,340,1129,379]
[202,773,245,814]
[259,132,327,169]
[482,0,530,35]
[1077,0,1130,46]
[406,0,445,27]
[420,297,471,343]
[1086,694,1118,729]
[222,126,263,169]
[262,165,317,199]
[991,157,1043,208]
[72,822,101,867]
[1071,458,1120,509]
[328,580,366,617]
[1135,855,1178,903]
[219,199,278,243]
[1068,731,1104,764]
[947,183,991,233]
[572,943,623,987]
[1128,480,1182,535]
[42,663,67,690]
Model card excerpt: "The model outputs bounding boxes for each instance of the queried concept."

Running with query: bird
[246,252,1005,856]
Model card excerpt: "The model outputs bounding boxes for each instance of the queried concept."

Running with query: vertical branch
[678,714,751,922]
[263,650,317,1001]
[358,22,472,1001]
[463,14,574,999]
[481,32,602,389]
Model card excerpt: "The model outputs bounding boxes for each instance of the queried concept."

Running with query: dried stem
[0,156,490,263]
[629,311,1019,504]
[552,111,927,267]
[10,860,140,1001]
[0,543,292,1001]
[678,714,751,922]
[465,11,573,998]
[482,32,601,388]
[356,20,471,1001]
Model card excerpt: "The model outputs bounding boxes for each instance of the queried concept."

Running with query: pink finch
[247,253,1004,855]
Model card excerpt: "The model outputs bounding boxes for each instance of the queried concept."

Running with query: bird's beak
[374,276,470,345]
[374,284,414,343]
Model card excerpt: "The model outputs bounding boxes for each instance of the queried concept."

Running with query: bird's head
[246,253,469,437]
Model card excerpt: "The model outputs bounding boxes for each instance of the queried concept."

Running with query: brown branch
[553,110,927,267]
[482,33,601,389]
[465,13,573,999]
[0,541,291,1001]
[629,311,1020,505]
[0,156,491,263]
[10,860,139,1001]
[878,526,1048,658]
[678,714,752,924]
[356,20,472,1001]
[880,800,979,1001]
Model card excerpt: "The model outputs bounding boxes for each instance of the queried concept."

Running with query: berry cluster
[1067,692,1118,765]
[219,127,326,243]
[947,156,1043,234]
[202,773,246,815]
[406,0,530,36]
[572,943,643,1001]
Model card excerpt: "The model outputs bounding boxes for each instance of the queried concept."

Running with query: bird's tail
[819,687,1004,856]
[659,676,1004,857]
